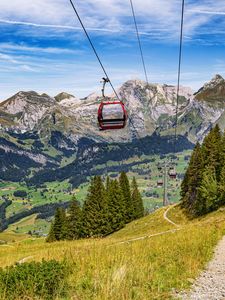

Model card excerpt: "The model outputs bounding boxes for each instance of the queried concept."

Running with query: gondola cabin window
[98,101,127,130]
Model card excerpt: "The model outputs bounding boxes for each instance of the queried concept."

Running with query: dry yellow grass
[0,231,28,244]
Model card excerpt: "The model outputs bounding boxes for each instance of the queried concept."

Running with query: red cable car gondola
[98,78,127,130]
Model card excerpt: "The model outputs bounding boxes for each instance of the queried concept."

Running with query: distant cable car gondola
[168,168,177,179]
[98,78,127,130]
[157,180,163,187]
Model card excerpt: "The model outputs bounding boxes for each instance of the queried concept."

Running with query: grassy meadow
[0,204,225,299]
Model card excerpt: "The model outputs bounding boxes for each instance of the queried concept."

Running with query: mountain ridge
[0,75,224,184]
[1,75,224,141]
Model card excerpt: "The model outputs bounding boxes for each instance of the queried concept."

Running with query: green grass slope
[0,204,225,299]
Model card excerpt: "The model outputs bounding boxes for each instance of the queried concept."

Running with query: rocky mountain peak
[0,91,55,114]
[84,92,101,102]
[119,79,192,109]
[203,74,224,89]
[211,74,224,83]
[55,92,75,102]
[194,74,225,103]
[0,91,57,131]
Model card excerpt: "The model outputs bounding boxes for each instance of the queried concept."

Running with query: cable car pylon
[157,160,177,206]
[162,162,169,206]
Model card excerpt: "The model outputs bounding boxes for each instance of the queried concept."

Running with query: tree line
[181,125,225,216]
[47,172,144,242]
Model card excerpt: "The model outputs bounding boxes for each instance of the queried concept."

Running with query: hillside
[0,204,224,299]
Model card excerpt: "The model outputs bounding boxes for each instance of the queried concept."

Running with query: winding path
[17,256,33,264]
[114,205,180,245]
[180,236,225,300]
[163,205,180,227]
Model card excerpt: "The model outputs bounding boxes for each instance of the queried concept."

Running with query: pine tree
[106,175,110,193]
[218,163,225,206]
[53,207,67,241]
[82,176,109,237]
[131,177,144,219]
[201,125,222,180]
[107,179,125,233]
[46,221,56,243]
[119,171,133,223]
[220,131,225,162]
[0,219,3,232]
[66,196,83,240]
[197,166,218,214]
[181,126,225,217]
[181,142,204,213]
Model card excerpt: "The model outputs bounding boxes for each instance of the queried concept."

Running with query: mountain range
[0,74,224,185]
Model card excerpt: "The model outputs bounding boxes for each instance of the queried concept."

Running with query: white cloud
[0,53,18,64]
[0,19,121,34]
[0,43,82,55]
[0,52,39,72]
[0,0,71,24]
[188,9,225,16]
[1,0,225,100]
[0,0,225,41]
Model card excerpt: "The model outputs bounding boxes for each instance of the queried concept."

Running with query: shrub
[13,190,27,198]
[0,259,71,300]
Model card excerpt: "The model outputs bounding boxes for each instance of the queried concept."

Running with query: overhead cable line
[69,0,120,101]
[173,0,185,155]
[69,0,145,143]
[129,0,149,85]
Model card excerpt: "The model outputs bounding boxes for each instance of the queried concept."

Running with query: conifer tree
[106,175,110,193]
[0,219,3,233]
[107,179,125,233]
[131,177,144,219]
[196,166,218,215]
[53,207,67,241]
[82,176,109,237]
[119,171,134,223]
[181,126,225,217]
[46,221,56,243]
[201,125,222,180]
[218,163,225,206]
[181,142,204,213]
[66,196,83,240]
[219,132,225,176]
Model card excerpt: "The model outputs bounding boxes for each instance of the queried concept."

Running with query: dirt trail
[179,235,225,300]
[163,205,180,227]
[17,256,33,264]
[115,228,182,245]
[114,205,180,245]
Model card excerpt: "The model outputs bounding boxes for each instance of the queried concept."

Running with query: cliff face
[194,74,225,103]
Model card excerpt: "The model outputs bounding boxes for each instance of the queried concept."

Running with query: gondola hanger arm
[101,77,110,99]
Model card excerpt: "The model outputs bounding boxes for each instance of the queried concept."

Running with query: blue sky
[1,0,225,100]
